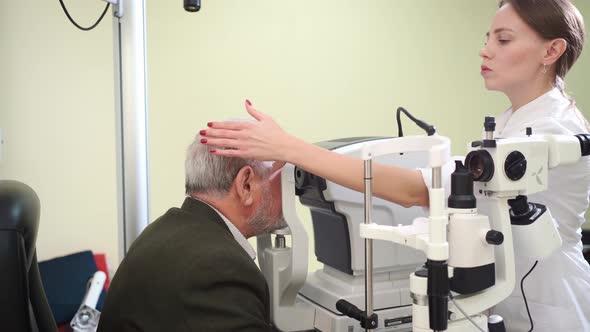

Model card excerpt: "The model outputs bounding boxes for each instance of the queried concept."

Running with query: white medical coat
[490,88,590,332]
[422,88,590,331]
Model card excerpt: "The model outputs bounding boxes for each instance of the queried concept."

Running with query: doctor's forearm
[285,138,429,207]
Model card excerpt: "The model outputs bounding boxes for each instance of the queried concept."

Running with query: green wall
[1,1,588,272]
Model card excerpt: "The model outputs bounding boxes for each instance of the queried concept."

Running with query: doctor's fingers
[207,120,253,131]
[201,137,244,151]
[209,146,248,158]
[201,128,248,140]
[245,103,272,122]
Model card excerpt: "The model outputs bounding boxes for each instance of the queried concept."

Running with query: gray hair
[185,138,270,196]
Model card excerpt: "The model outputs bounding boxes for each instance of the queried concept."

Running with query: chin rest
[0,180,57,332]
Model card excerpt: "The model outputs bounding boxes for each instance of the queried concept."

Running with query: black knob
[508,195,532,217]
[576,134,590,156]
[486,230,504,245]
[484,116,496,132]
[526,127,532,136]
[488,315,506,332]
[504,151,527,181]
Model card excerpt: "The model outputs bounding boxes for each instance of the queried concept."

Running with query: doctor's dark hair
[498,0,586,82]
[185,138,270,196]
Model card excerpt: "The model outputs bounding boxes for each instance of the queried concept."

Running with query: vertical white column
[112,0,150,262]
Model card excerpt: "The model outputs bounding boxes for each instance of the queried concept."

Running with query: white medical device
[258,137,432,332]
[70,271,107,332]
[360,117,590,332]
[260,115,590,332]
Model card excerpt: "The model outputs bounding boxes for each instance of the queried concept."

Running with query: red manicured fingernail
[210,149,216,153]
[246,99,252,106]
[199,130,206,135]
[200,138,207,144]
[207,122,213,127]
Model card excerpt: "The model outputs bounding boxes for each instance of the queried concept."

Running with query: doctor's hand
[200,100,299,163]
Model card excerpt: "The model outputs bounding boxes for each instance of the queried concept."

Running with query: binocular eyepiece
[465,149,495,182]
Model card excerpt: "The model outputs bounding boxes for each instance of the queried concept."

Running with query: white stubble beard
[247,186,287,235]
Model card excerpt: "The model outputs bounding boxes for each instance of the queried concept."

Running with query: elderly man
[97,137,285,332]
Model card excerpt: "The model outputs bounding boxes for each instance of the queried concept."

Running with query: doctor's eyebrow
[486,27,516,38]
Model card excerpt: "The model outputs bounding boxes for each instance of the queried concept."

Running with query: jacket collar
[180,196,230,233]
[180,197,257,260]
[496,88,571,137]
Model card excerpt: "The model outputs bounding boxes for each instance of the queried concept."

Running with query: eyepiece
[484,116,496,132]
[465,150,494,182]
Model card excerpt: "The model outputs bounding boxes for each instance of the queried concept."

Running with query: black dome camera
[184,0,201,12]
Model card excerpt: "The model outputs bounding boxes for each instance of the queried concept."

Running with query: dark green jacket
[97,197,272,332]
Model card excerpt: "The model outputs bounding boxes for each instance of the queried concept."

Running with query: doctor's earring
[542,63,548,74]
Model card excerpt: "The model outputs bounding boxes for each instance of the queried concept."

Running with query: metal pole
[364,159,374,332]
[112,0,150,262]
[432,166,441,189]
[432,165,445,332]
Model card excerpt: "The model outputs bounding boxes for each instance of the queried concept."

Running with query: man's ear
[233,166,256,207]
[543,38,567,66]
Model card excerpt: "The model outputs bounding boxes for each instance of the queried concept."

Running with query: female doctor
[200,0,590,330]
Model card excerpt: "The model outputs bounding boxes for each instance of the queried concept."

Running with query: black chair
[0,180,57,332]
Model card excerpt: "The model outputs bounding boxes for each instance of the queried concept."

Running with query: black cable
[396,107,406,137]
[396,107,436,137]
[58,0,111,31]
[521,260,538,332]
[396,107,416,137]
